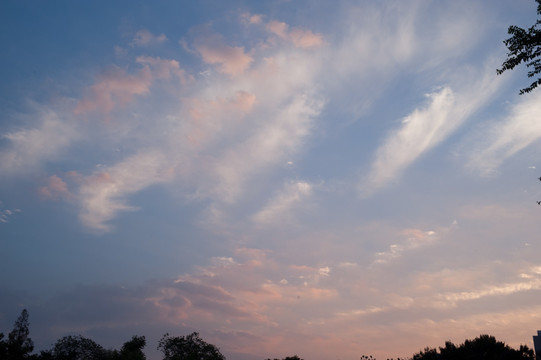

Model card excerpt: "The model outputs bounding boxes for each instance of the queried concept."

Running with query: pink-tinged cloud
[266,21,324,48]
[252,180,313,225]
[240,12,263,25]
[136,56,186,81]
[74,66,152,115]
[77,150,173,231]
[38,174,72,200]
[194,34,253,76]
[466,91,541,176]
[75,56,187,115]
[0,112,78,176]
[198,92,323,203]
[131,29,167,47]
[266,21,288,38]
[184,91,256,147]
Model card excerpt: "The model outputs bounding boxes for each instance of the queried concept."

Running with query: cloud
[0,206,21,224]
[6,242,541,360]
[131,29,167,47]
[38,175,72,200]
[194,32,253,76]
[361,61,502,195]
[32,18,325,231]
[77,150,173,231]
[136,56,186,81]
[466,92,541,176]
[74,66,153,115]
[75,56,185,115]
[361,87,456,193]
[240,12,263,25]
[0,110,78,177]
[252,180,313,225]
[373,228,438,265]
[266,21,324,48]
[207,94,323,202]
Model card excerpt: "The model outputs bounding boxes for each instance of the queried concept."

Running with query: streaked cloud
[466,92,541,176]
[0,205,21,224]
[361,61,502,195]
[38,175,71,200]
[194,32,253,76]
[77,150,173,232]
[266,20,324,48]
[373,228,438,265]
[252,180,313,225]
[131,29,167,47]
[3,2,541,360]
[0,110,78,177]
[74,66,153,115]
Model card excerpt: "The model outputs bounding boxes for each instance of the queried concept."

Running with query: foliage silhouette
[0,309,35,360]
[410,334,534,360]
[498,0,541,94]
[39,334,111,360]
[114,335,146,360]
[157,332,225,360]
[265,355,304,360]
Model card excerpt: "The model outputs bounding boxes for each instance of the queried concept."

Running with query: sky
[1,1,541,359]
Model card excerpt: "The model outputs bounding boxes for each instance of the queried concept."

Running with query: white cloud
[193,32,253,76]
[266,20,324,49]
[200,93,323,203]
[77,150,172,231]
[0,110,78,177]
[361,61,502,195]
[131,29,167,47]
[252,180,313,225]
[362,87,456,194]
[466,92,541,176]
[373,228,438,265]
[0,206,21,223]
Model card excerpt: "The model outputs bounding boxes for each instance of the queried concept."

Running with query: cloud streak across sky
[1,1,541,360]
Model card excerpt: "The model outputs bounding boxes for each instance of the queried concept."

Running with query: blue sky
[2,1,541,359]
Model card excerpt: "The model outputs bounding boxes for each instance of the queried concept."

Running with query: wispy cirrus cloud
[77,150,173,232]
[361,61,502,195]
[265,20,324,48]
[373,228,439,265]
[252,180,313,225]
[131,29,167,47]
[38,174,72,200]
[0,110,78,177]
[75,56,185,115]
[206,94,323,203]
[0,205,21,224]
[193,32,253,76]
[74,66,153,115]
[466,91,541,176]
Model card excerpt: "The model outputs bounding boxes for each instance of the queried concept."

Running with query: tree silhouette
[114,335,146,360]
[411,334,534,360]
[2,309,35,360]
[157,332,225,360]
[498,0,541,94]
[265,356,304,360]
[40,335,111,360]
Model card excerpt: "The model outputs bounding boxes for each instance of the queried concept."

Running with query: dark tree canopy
[265,356,304,360]
[43,335,111,360]
[157,332,225,360]
[115,335,147,360]
[411,334,534,360]
[1,309,35,360]
[498,0,541,94]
